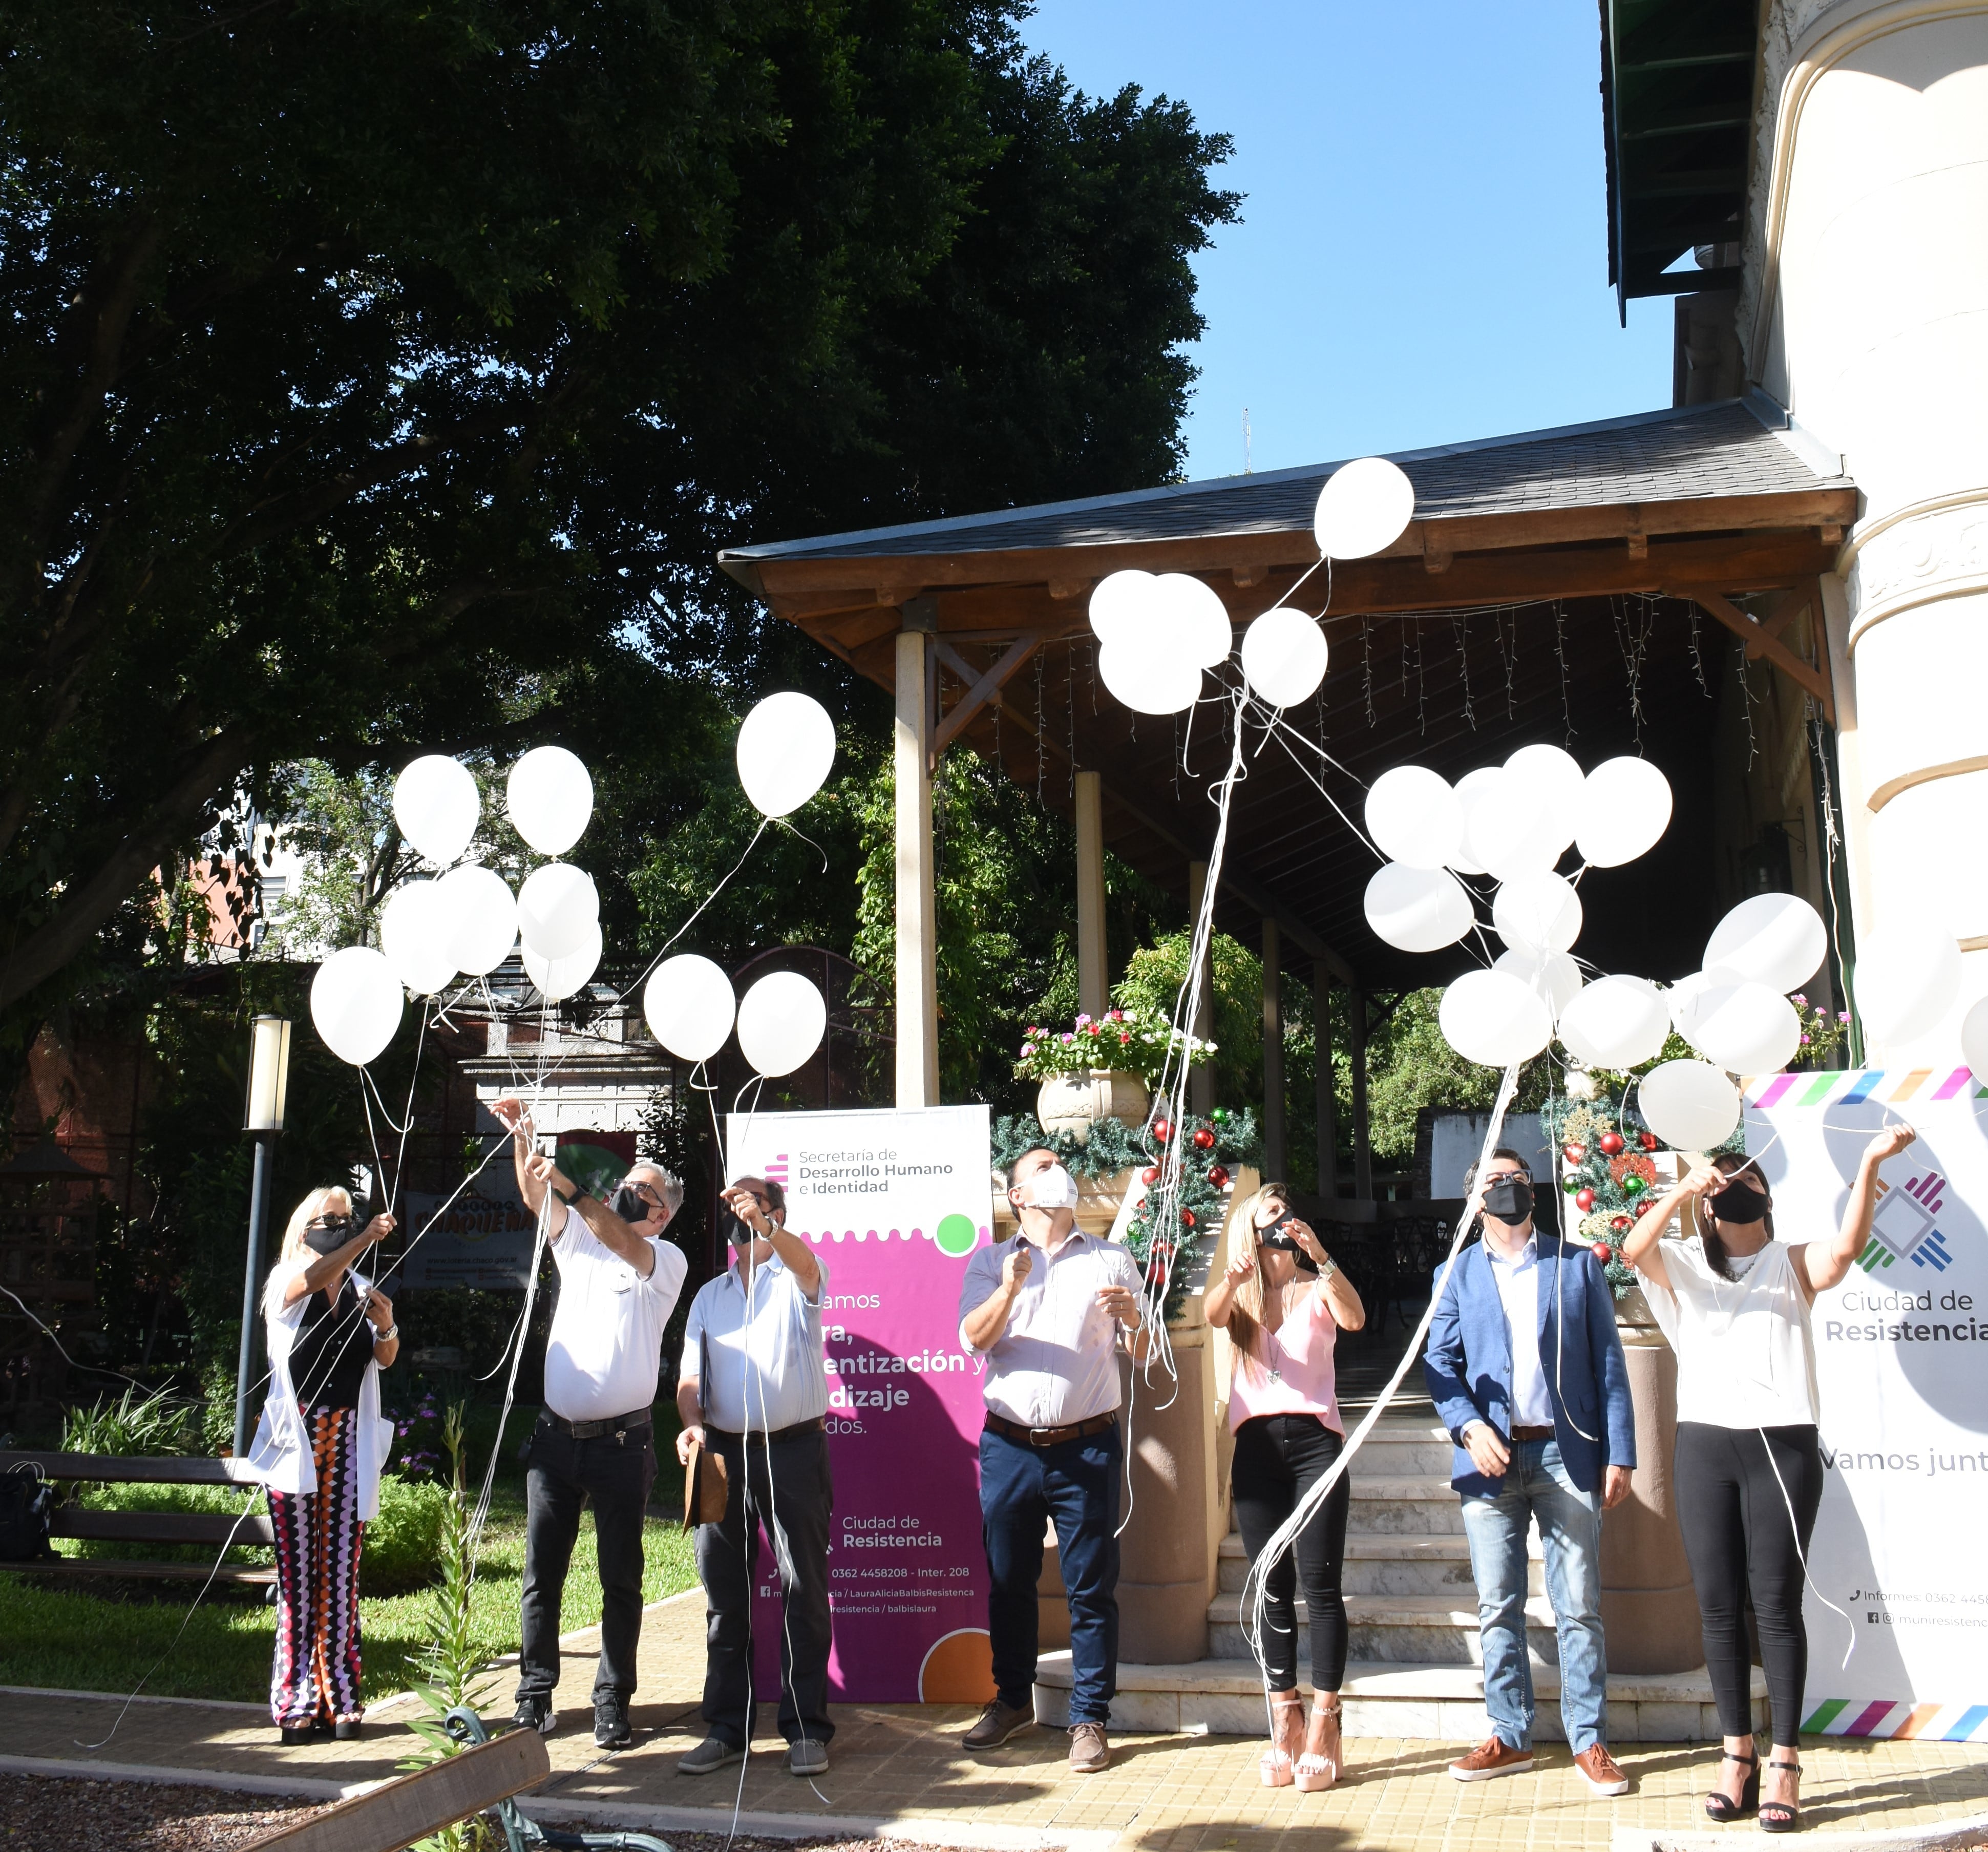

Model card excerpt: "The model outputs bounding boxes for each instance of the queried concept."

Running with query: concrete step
[1339,1421,1455,1481]
[1346,1477,1466,1535]
[1032,1652,1767,1742]
[1206,1589,1564,1665]
[1217,1530,1543,1598]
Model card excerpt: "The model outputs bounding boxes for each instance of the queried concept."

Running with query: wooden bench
[0,1448,275,1584]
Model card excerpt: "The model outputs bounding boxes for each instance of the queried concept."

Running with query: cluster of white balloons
[643,956,828,1079]
[1086,456,1415,717]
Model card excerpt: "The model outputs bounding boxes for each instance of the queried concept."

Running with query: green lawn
[0,1482,698,1706]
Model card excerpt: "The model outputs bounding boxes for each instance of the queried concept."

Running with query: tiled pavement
[5,1590,1988,1850]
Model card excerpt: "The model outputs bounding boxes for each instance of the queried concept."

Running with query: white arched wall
[1745,0,1988,1062]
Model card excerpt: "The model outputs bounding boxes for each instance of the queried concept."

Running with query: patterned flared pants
[267,1405,367,1727]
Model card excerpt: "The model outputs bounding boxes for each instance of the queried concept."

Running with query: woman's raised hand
[1285,1217,1328,1262]
[1866,1121,1917,1163]
[1677,1164,1724,1201]
[1225,1248,1257,1281]
[362,1212,395,1246]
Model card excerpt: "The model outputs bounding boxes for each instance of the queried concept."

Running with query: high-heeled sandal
[1703,1749,1759,1820]
[1259,1695,1303,1788]
[1293,1695,1342,1793]
[1760,1757,1802,1834]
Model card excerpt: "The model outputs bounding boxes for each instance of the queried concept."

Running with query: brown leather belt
[1510,1425,1555,1442]
[984,1411,1117,1450]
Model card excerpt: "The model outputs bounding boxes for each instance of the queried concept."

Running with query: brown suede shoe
[1574,1743,1629,1796]
[1069,1721,1110,1773]
[962,1700,1035,1751]
[1448,1735,1533,1782]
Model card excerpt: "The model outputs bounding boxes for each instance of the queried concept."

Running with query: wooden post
[1187,860,1214,1119]
[1349,985,1373,1199]
[895,611,939,1108]
[1260,918,1285,1178]
[1314,964,1339,1198]
[1075,769,1108,1020]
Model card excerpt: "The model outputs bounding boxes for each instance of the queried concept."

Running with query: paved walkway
[5,1591,1988,1850]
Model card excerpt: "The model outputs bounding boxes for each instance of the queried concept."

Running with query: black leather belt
[984,1411,1117,1450]
[706,1417,823,1447]
[544,1408,651,1443]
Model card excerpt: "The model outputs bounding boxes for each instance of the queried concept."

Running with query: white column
[894,626,939,1107]
[1260,918,1285,1180]
[1746,3,1988,1058]
[1187,860,1214,1118]
[1074,770,1108,1020]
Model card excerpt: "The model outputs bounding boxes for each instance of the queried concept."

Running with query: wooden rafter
[930,635,1042,766]
[1667,583,1833,721]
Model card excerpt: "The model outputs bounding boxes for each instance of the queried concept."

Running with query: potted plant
[1015,1007,1214,1143]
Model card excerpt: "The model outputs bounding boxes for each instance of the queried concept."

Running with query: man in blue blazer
[1424,1147,1636,1796]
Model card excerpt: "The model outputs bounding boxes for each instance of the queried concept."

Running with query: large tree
[0,0,1237,1050]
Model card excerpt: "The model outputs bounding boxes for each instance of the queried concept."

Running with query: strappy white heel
[1293,1695,1342,1792]
[1260,1695,1303,1787]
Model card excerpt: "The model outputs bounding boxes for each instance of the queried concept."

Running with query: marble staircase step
[1217,1530,1542,1597]
[1205,1590,1563,1664]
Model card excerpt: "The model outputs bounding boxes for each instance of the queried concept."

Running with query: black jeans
[694,1427,835,1748]
[1675,1421,1825,1747]
[1231,1413,1352,1693]
[518,1414,657,1705]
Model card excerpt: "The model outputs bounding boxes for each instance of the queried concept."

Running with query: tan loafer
[1448,1735,1533,1782]
[1069,1721,1110,1773]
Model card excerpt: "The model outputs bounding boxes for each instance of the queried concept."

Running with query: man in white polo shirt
[491,1099,688,1752]
[673,1174,833,1779]
[956,1145,1151,1774]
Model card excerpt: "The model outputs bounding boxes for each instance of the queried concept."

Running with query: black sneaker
[513,1695,557,1737]
[594,1694,633,1750]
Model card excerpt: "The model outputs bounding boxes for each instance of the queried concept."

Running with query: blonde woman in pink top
[1205,1182,1365,1793]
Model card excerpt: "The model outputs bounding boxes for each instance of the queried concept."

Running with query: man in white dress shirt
[673,1175,834,1779]
[956,1145,1152,1774]
[491,1099,689,1753]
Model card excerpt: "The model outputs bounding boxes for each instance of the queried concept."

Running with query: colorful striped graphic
[1745,1068,1983,1109]
[1801,1698,1988,1742]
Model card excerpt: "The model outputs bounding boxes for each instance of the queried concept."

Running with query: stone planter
[1034,1069,1150,1144]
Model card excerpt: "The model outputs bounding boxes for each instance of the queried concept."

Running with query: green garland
[990,1107,1263,1321]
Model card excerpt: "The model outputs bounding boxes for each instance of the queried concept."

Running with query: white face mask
[1019,1163,1079,1210]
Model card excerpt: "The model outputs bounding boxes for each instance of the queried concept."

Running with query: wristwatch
[1317,1255,1340,1282]
[373,1322,399,1343]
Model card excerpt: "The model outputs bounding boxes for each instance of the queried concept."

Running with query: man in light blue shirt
[674,1175,832,1779]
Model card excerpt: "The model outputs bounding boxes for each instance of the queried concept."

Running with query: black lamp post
[234,1015,292,1458]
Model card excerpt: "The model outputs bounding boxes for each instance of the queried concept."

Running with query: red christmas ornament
[1575,1188,1596,1212]
[1140,1166,1160,1186]
[1152,1117,1172,1144]
[1638,1131,1659,1151]
[1598,1131,1625,1156]
[1609,1214,1631,1232]
[1591,1240,1614,1265]
[1192,1126,1216,1150]
[1207,1165,1230,1188]
[1562,1142,1588,1165]
[1181,1209,1197,1228]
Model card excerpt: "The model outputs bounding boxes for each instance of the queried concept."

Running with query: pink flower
[1119,1033,1131,1044]
[1110,1009,1125,1021]
[1838,1011,1851,1023]
[1061,1033,1075,1044]
[1793,993,1807,1006]
[1075,1013,1091,1026]
[1800,1034,1811,1044]
[1019,1045,1031,1059]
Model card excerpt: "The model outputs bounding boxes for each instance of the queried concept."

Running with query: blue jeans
[979,1422,1122,1725]
[1458,1438,1608,1754]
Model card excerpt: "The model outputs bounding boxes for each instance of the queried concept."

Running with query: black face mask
[607,1182,659,1226]
[302,1213,356,1256]
[1259,1222,1319,1275]
[1708,1181,1770,1224]
[1482,1177,1535,1224]
[718,1207,763,1249]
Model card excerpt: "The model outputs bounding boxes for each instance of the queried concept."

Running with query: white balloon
[1365,766,1463,870]
[1313,456,1415,559]
[1363,863,1474,953]
[1098,639,1201,715]
[644,954,736,1063]
[1461,768,1570,880]
[506,747,594,856]
[1155,573,1234,669]
[1702,893,1826,996]
[379,880,457,997]
[736,691,836,819]
[1491,869,1583,956]
[1961,994,1988,1085]
[1088,569,1157,647]
[1494,949,1584,1022]
[1439,969,1553,1067]
[1639,1059,1741,1150]
[736,970,828,1078]
[1240,606,1328,707]
[393,756,480,866]
[1446,766,1505,875]
[516,861,599,961]
[1577,757,1673,867]
[1557,974,1671,1069]
[1858,920,1963,1046]
[434,864,517,976]
[1504,743,1585,818]
[1689,980,1801,1075]
[522,918,603,1003]
[310,946,405,1067]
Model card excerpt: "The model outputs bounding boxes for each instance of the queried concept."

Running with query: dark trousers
[980,1420,1122,1724]
[1675,1421,1825,1747]
[518,1414,656,1704]
[1231,1414,1352,1693]
[694,1427,835,1748]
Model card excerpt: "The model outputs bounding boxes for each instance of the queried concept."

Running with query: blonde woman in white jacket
[244,1186,399,1743]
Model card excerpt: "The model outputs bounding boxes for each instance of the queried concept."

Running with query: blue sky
[1014,1,1679,481]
